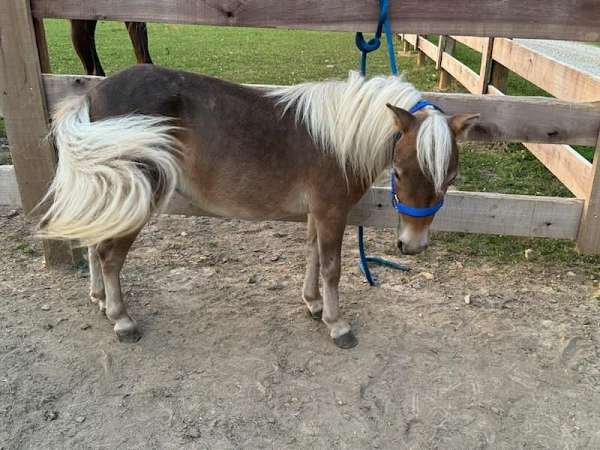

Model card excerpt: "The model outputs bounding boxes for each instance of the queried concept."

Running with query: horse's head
[386,103,478,255]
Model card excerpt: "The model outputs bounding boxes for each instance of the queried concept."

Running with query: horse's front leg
[302,214,323,319]
[314,211,358,349]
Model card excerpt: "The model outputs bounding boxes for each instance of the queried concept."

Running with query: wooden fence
[1,0,600,268]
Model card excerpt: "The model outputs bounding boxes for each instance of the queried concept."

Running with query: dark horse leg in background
[70,20,152,77]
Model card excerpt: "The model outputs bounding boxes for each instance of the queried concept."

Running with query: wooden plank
[30,0,600,41]
[439,52,481,95]
[43,74,600,146]
[436,35,447,70]
[453,36,487,53]
[577,132,600,253]
[403,34,418,47]
[477,38,494,94]
[33,18,51,73]
[489,62,509,92]
[417,36,438,61]
[0,166,21,207]
[350,188,583,240]
[0,164,584,240]
[487,86,593,200]
[438,37,456,90]
[492,38,600,102]
[0,0,78,268]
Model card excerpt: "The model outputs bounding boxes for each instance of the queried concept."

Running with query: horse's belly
[176,177,309,221]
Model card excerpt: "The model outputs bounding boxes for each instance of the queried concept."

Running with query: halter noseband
[390,99,445,218]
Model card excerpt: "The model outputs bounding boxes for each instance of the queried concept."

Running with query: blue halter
[390,99,445,218]
[390,171,444,217]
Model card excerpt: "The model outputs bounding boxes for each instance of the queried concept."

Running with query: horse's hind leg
[88,245,106,312]
[314,211,357,349]
[302,214,323,319]
[70,20,105,76]
[125,22,153,64]
[97,230,142,342]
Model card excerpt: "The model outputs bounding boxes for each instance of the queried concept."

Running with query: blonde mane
[267,71,452,192]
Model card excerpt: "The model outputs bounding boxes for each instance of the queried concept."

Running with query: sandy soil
[1,206,600,449]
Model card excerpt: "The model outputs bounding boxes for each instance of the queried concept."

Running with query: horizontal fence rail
[0,165,584,240]
[31,0,600,41]
[43,74,600,146]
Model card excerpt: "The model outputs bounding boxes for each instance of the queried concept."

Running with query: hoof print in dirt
[116,328,142,343]
[334,331,358,349]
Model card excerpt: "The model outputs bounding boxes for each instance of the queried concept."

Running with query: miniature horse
[38,65,477,348]
[70,20,152,76]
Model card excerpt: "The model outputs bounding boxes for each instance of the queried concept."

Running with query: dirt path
[2,206,600,449]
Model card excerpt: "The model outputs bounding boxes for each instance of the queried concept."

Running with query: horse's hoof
[334,331,358,349]
[115,324,142,343]
[307,309,322,320]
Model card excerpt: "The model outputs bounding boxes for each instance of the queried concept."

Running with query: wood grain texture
[453,36,487,53]
[492,38,600,102]
[439,51,480,94]
[0,165,583,240]
[0,0,76,268]
[43,74,600,146]
[487,87,593,200]
[577,133,600,253]
[477,38,494,94]
[30,0,600,41]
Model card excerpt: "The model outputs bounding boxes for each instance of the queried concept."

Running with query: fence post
[438,36,456,90]
[415,35,425,66]
[576,131,600,254]
[0,0,80,269]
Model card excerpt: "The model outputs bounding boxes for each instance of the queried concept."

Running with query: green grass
[1,20,598,268]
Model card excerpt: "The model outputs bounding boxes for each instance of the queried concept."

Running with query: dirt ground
[1,205,600,449]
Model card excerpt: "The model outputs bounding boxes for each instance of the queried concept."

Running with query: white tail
[37,96,181,246]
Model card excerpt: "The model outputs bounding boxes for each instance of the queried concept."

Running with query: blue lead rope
[356,0,409,286]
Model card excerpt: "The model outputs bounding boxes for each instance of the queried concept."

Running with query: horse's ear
[448,113,480,140]
[386,103,415,133]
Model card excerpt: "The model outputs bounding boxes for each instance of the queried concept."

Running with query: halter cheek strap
[389,99,445,218]
[390,168,445,218]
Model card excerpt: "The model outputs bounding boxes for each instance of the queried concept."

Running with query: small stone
[80,324,91,330]
[180,231,188,237]
[44,410,58,421]
[266,283,283,291]
[419,272,434,280]
[248,275,257,284]
[464,294,471,305]
[272,232,288,238]
[270,255,280,262]
[41,304,50,311]
[75,416,86,423]
[6,210,19,219]
[566,271,576,277]
[337,400,345,406]
[524,249,534,260]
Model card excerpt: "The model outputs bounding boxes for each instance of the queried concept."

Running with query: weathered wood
[0,166,22,207]
[438,36,456,90]
[489,61,509,92]
[417,36,438,61]
[43,74,600,146]
[477,38,494,94]
[30,0,600,41]
[487,86,593,200]
[0,165,584,241]
[439,52,481,95]
[436,35,447,70]
[453,36,487,53]
[492,38,600,102]
[577,131,600,253]
[33,18,51,73]
[0,0,77,268]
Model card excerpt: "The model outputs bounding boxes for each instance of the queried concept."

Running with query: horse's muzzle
[397,240,428,255]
